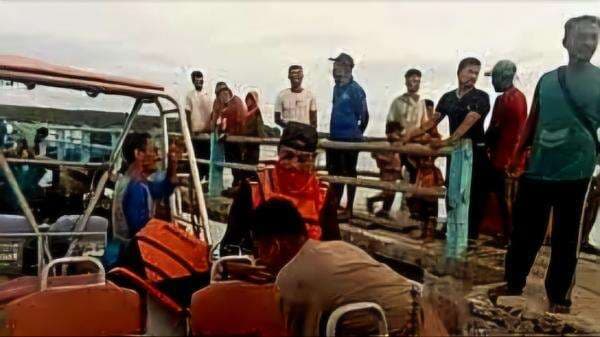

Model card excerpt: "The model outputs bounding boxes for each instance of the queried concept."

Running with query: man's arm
[123,182,151,235]
[507,83,539,176]
[404,112,444,142]
[274,93,287,128]
[358,92,369,133]
[431,93,490,148]
[185,94,194,134]
[309,95,318,128]
[275,112,287,128]
[147,142,180,199]
[435,112,481,146]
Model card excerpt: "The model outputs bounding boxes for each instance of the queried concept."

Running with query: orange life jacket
[249,164,328,240]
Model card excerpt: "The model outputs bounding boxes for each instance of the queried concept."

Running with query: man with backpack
[499,15,600,313]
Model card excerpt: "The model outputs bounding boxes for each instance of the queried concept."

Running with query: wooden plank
[352,211,420,233]
[319,175,446,197]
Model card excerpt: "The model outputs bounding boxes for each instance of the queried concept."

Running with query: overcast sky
[0,1,598,136]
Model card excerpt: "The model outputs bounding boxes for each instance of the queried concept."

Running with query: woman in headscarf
[242,91,264,180]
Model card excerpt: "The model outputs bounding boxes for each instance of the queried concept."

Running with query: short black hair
[424,99,435,108]
[564,15,600,41]
[385,121,403,135]
[191,71,203,80]
[251,198,307,239]
[36,127,49,137]
[457,57,481,74]
[122,132,151,165]
[405,68,422,78]
[288,65,303,73]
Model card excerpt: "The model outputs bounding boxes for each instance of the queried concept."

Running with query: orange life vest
[249,164,328,240]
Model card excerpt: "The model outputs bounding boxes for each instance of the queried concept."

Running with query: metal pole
[160,95,212,247]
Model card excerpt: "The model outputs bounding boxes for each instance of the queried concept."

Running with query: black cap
[328,52,354,67]
[279,122,318,153]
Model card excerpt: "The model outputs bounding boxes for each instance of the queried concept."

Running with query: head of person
[288,65,304,89]
[122,132,158,175]
[191,71,204,91]
[251,198,308,273]
[385,121,402,143]
[563,15,600,64]
[405,68,422,94]
[457,57,482,90]
[491,60,517,93]
[245,91,259,110]
[277,122,318,173]
[329,53,354,85]
[33,127,49,154]
[215,82,232,104]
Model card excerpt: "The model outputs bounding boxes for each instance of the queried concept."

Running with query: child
[366,122,403,218]
[406,156,445,241]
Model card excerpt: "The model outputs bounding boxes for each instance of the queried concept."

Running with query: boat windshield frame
[0,56,211,271]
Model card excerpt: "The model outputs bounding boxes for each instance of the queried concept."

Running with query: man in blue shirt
[327,53,369,218]
[105,132,180,267]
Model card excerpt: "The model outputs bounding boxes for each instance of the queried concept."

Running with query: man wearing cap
[327,52,369,218]
[275,65,318,128]
[484,60,527,240]
[220,121,340,256]
[185,71,213,181]
[211,81,247,191]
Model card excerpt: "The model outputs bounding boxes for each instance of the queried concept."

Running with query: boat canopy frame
[0,55,211,272]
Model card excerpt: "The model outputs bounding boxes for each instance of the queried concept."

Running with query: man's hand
[168,142,182,164]
[505,160,524,179]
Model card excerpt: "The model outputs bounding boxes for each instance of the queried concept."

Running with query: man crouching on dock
[220,121,340,256]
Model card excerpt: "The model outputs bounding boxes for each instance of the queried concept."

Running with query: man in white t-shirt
[274,65,318,128]
[185,70,213,180]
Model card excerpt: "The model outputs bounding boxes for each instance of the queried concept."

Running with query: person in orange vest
[220,121,340,257]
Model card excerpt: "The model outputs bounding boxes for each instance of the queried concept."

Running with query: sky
[0,1,599,137]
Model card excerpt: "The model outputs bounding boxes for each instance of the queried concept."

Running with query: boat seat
[0,273,102,305]
[210,255,255,282]
[48,215,108,233]
[0,214,33,233]
[48,215,108,257]
[5,257,143,336]
[190,281,288,336]
[324,302,389,337]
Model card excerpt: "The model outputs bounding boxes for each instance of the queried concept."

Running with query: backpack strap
[557,66,599,152]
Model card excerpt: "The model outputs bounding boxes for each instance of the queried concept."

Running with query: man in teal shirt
[500,15,600,313]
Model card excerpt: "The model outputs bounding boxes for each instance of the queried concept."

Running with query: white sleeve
[309,91,317,111]
[274,91,284,113]
[185,92,192,111]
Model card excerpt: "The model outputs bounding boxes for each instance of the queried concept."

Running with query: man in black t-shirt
[405,57,491,239]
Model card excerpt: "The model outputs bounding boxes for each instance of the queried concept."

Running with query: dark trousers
[468,145,490,239]
[240,144,259,181]
[489,168,512,238]
[193,138,210,180]
[505,177,589,306]
[326,149,359,210]
[225,142,244,187]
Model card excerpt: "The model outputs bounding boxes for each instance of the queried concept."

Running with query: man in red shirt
[484,60,527,240]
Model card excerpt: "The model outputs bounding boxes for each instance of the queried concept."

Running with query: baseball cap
[328,53,354,67]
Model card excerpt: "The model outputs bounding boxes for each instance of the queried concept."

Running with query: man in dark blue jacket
[327,53,369,218]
